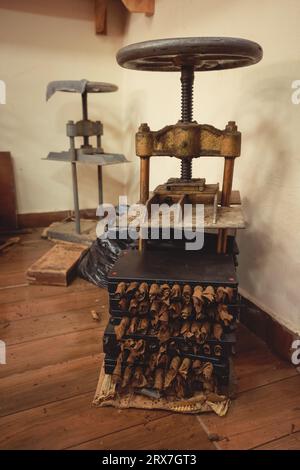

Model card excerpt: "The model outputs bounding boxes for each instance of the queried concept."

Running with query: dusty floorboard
[0,229,299,450]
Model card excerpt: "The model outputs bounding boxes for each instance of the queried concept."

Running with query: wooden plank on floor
[0,328,103,378]
[235,348,298,394]
[199,375,300,450]
[255,431,300,450]
[71,414,215,450]
[0,355,102,417]
[0,277,96,304]
[0,305,107,346]
[0,393,167,450]
[0,288,105,322]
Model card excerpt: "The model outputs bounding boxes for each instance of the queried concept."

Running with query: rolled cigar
[178,357,191,379]
[181,303,192,320]
[213,322,223,340]
[115,282,126,299]
[169,302,181,320]
[200,321,211,342]
[153,368,164,391]
[112,352,123,385]
[202,362,214,380]
[128,298,139,316]
[137,317,149,334]
[160,283,171,302]
[125,281,139,299]
[131,366,148,388]
[203,343,211,355]
[192,285,204,317]
[170,283,181,301]
[164,356,181,388]
[214,344,222,357]
[192,359,202,374]
[136,282,149,302]
[114,316,130,341]
[126,339,146,364]
[158,324,171,343]
[121,365,133,388]
[138,300,150,316]
[150,299,161,315]
[180,321,191,337]
[149,283,160,301]
[149,352,158,371]
[182,284,192,303]
[127,317,139,335]
[190,321,201,341]
[174,376,186,398]
[158,303,169,323]
[217,304,233,325]
[171,319,181,337]
[202,286,215,303]
[118,297,128,311]
[216,286,234,303]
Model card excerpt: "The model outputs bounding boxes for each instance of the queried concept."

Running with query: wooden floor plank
[71,414,215,450]
[255,431,300,450]
[199,375,300,450]
[0,277,96,304]
[0,355,102,417]
[0,393,167,450]
[1,305,107,346]
[0,288,104,322]
[0,328,103,378]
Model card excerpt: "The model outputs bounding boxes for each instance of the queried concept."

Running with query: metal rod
[81,91,89,147]
[217,157,235,253]
[69,134,81,234]
[98,165,103,205]
[180,65,194,180]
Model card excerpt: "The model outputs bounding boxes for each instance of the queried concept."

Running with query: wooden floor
[0,230,299,450]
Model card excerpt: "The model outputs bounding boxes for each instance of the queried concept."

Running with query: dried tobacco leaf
[149,283,160,301]
[129,298,139,316]
[217,304,233,325]
[136,282,149,302]
[138,300,150,316]
[112,352,123,385]
[192,285,203,316]
[114,317,130,341]
[150,299,161,315]
[169,302,181,320]
[164,356,181,388]
[153,368,164,391]
[137,317,149,334]
[125,281,139,299]
[131,366,148,388]
[158,303,169,323]
[115,282,126,299]
[213,322,223,340]
[182,284,192,303]
[121,365,133,388]
[157,324,171,343]
[127,317,139,335]
[178,357,191,380]
[181,303,192,320]
[118,297,128,311]
[202,285,215,303]
[160,283,171,304]
[170,283,181,301]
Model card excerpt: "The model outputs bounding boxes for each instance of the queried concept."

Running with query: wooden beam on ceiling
[121,0,155,16]
[95,0,108,34]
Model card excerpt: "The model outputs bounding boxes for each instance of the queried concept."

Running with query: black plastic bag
[77,237,135,288]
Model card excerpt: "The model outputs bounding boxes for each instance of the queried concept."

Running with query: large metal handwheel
[117,37,263,72]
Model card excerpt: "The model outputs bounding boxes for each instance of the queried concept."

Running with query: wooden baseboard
[240,296,298,362]
[17,208,98,229]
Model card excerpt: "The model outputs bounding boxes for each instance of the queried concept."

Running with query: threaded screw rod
[180,65,194,180]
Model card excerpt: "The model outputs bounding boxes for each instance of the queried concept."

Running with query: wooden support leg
[219,157,235,253]
[139,157,150,251]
